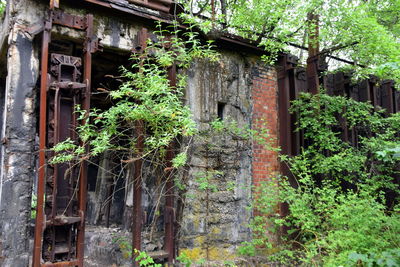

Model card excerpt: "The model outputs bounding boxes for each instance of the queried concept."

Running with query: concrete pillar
[0,28,39,266]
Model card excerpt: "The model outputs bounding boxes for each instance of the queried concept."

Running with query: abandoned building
[0,0,399,266]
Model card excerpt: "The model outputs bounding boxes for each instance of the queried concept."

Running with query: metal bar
[132,120,144,265]
[52,10,87,30]
[277,56,294,159]
[52,88,60,220]
[132,28,148,265]
[33,13,53,267]
[164,63,177,264]
[76,13,94,267]
[104,181,113,228]
[277,56,298,236]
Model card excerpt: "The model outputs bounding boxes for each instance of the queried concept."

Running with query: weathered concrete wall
[179,54,256,261]
[0,0,40,265]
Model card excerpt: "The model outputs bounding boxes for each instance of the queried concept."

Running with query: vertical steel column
[277,56,296,177]
[76,14,94,267]
[277,55,298,236]
[164,63,177,264]
[33,13,52,267]
[132,27,148,266]
[132,120,144,265]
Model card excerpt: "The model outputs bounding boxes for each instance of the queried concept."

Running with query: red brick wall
[251,66,280,187]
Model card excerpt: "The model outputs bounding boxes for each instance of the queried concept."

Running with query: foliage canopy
[179,0,400,83]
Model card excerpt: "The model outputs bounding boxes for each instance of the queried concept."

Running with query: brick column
[251,66,279,186]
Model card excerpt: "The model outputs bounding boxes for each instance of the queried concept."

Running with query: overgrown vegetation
[52,23,218,166]
[240,92,400,266]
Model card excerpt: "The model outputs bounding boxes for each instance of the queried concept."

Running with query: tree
[179,0,400,84]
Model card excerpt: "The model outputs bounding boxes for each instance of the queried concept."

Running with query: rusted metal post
[132,120,144,266]
[33,13,52,267]
[306,13,320,95]
[76,14,94,267]
[131,27,148,266]
[277,55,298,236]
[164,63,177,264]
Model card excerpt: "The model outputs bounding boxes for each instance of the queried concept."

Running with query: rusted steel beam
[33,13,53,267]
[132,120,144,265]
[277,55,297,160]
[132,27,148,266]
[164,63,177,264]
[52,10,87,30]
[76,13,95,267]
[277,55,300,236]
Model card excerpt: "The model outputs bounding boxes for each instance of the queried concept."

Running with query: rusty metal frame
[33,11,53,267]
[131,27,148,266]
[132,119,144,265]
[33,9,99,267]
[128,0,173,13]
